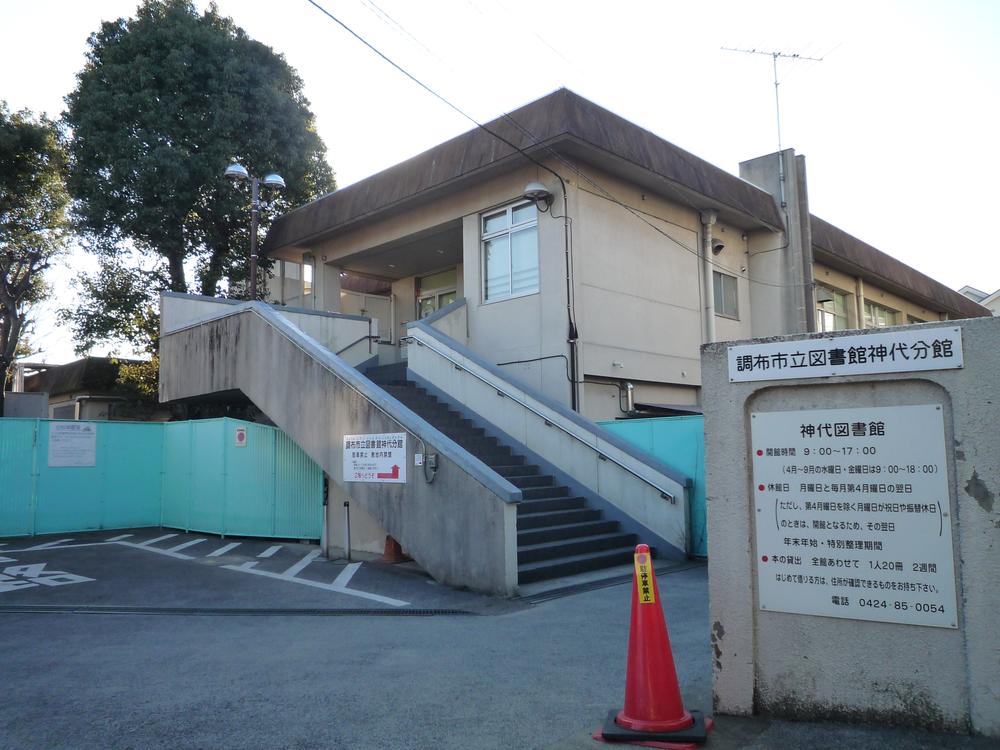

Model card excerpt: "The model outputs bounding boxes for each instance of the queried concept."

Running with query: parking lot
[0,529,507,614]
[2,531,992,750]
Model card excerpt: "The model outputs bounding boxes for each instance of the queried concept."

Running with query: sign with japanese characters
[48,422,97,467]
[751,404,957,628]
[634,550,656,604]
[343,432,407,483]
[729,327,963,382]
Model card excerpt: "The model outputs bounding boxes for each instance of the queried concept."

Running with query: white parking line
[106,534,133,541]
[222,562,408,607]
[207,542,241,557]
[165,538,206,553]
[24,538,73,550]
[282,550,321,577]
[258,545,282,558]
[117,541,194,560]
[229,561,258,570]
[331,562,361,588]
[138,534,177,547]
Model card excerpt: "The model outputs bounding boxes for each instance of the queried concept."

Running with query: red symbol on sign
[758,484,765,491]
[756,449,763,456]
[376,465,400,480]
[761,555,769,562]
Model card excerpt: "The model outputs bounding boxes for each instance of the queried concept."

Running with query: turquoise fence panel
[0,419,38,537]
[160,421,191,529]
[1,417,322,540]
[101,422,163,529]
[222,418,277,536]
[599,416,707,557]
[187,419,226,534]
[273,428,324,539]
[35,421,106,534]
[33,420,163,534]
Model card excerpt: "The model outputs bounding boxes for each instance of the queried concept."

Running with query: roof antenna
[722,47,823,207]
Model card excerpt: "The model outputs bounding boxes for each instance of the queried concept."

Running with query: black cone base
[599,709,708,743]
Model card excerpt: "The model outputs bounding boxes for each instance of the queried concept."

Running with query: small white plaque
[234,427,248,448]
[343,432,407,483]
[48,422,97,467]
[751,404,957,628]
[729,328,963,382]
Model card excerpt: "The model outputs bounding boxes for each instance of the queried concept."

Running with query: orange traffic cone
[593,544,713,748]
[381,535,410,564]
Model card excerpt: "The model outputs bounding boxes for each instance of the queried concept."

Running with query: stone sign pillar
[701,317,999,737]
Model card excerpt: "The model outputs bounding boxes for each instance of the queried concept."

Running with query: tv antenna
[722,47,823,154]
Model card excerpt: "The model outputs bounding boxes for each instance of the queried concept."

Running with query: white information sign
[47,422,97,467]
[729,327,963,382]
[751,404,957,628]
[343,432,407,483]
[234,426,247,448]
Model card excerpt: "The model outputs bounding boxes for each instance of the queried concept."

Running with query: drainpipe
[700,210,718,344]
[561,181,580,413]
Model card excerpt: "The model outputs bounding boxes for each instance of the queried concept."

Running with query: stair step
[508,474,554,489]
[493,464,540,477]
[484,454,525,467]
[438,426,487,440]
[517,546,637,584]
[520,485,570,500]
[516,496,585,515]
[517,532,638,564]
[516,508,601,529]
[518,519,621,545]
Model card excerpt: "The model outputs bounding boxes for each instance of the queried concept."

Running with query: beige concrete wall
[702,317,1000,737]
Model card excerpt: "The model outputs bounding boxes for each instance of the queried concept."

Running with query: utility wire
[304,0,810,291]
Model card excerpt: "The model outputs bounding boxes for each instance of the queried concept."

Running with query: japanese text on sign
[728,328,963,382]
[48,422,97,467]
[634,552,656,604]
[750,405,957,628]
[343,432,407,483]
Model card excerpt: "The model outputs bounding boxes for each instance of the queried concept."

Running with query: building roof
[810,216,989,319]
[23,357,143,397]
[263,88,784,253]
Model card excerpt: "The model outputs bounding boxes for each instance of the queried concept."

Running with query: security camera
[712,240,726,254]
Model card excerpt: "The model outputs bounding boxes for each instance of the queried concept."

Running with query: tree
[0,103,68,413]
[62,0,334,349]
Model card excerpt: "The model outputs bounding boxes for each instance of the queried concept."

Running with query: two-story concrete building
[159,89,988,594]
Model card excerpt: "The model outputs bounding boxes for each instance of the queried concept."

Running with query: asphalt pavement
[0,530,992,749]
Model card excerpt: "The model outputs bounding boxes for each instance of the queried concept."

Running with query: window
[863,300,898,328]
[481,201,538,302]
[417,268,457,319]
[816,285,849,332]
[713,271,739,318]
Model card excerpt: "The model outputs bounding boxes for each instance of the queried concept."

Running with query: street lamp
[224,162,286,301]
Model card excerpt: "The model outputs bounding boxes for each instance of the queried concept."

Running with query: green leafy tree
[0,103,68,411]
[62,0,334,350]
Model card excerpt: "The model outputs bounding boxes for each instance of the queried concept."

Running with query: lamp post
[224,162,286,301]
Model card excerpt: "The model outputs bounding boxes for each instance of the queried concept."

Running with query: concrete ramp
[159,301,521,594]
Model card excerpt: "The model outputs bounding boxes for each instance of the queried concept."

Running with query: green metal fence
[599,415,707,557]
[0,417,322,539]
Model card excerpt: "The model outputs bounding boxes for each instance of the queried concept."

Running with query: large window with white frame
[481,201,539,302]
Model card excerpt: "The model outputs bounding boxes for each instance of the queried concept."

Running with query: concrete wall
[159,303,521,594]
[2,392,48,418]
[160,293,375,367]
[406,321,692,556]
[701,316,1000,737]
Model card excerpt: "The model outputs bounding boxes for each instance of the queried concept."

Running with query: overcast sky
[3,0,998,362]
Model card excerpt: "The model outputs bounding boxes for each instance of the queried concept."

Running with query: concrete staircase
[366,362,642,585]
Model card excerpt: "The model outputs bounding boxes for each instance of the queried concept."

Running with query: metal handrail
[406,331,679,503]
[334,334,380,357]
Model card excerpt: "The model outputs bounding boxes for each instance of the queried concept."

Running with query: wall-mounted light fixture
[522,181,554,210]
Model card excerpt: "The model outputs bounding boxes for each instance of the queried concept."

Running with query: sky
[2,0,998,363]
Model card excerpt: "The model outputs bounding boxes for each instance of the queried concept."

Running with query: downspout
[700,210,718,344]
[561,179,579,413]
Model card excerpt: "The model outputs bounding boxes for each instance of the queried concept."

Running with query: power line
[303,0,808,290]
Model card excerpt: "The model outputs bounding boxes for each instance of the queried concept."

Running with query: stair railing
[404,326,688,506]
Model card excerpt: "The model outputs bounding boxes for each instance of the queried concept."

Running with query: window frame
[816,284,849,332]
[480,200,540,304]
[712,270,739,319]
[863,299,899,328]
